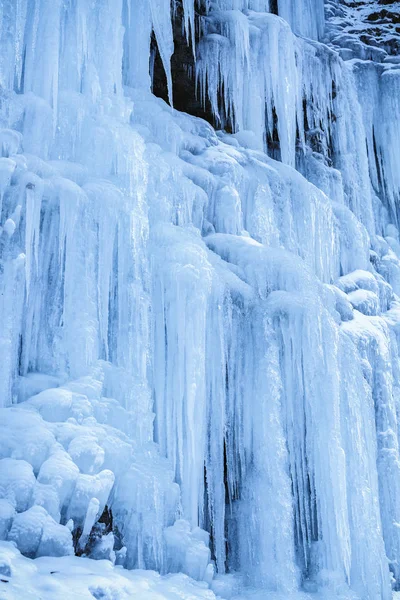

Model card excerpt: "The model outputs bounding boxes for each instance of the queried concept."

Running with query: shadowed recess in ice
[1,1,400,599]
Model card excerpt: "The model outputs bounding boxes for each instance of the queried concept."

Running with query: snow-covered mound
[0,363,214,583]
[0,541,216,600]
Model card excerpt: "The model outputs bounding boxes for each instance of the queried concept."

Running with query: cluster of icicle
[1,1,400,599]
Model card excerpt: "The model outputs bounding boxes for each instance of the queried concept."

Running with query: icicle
[23,173,43,296]
[277,0,325,41]
[0,157,16,221]
[149,0,174,105]
[197,11,299,165]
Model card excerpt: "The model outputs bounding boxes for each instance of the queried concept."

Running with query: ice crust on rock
[0,1,400,599]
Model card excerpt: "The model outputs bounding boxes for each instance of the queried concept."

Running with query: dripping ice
[0,0,400,599]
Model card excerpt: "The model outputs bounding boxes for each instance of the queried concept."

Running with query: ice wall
[0,1,400,599]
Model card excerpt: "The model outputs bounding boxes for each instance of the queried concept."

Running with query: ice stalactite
[278,0,325,40]
[0,1,400,600]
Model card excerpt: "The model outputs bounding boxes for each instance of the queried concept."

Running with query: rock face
[0,2,400,599]
[326,0,400,59]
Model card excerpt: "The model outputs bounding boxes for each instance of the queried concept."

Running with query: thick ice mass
[0,0,400,598]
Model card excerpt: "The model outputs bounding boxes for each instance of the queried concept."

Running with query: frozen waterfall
[0,0,400,599]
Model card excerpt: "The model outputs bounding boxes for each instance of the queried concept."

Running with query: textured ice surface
[0,0,400,599]
[0,541,217,600]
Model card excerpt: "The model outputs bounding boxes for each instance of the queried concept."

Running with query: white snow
[0,541,217,600]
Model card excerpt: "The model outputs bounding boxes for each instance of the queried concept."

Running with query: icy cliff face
[0,0,400,599]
